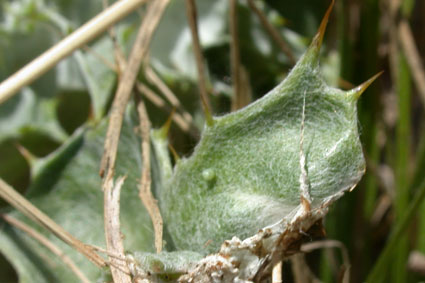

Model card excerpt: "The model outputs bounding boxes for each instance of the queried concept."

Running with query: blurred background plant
[0,0,424,282]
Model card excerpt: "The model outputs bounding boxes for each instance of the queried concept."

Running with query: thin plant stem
[229,0,242,111]
[0,178,106,267]
[137,99,163,253]
[136,82,195,136]
[366,180,425,283]
[272,261,282,283]
[82,45,118,72]
[0,0,148,104]
[290,254,322,283]
[1,214,91,283]
[184,0,213,125]
[302,239,350,283]
[144,66,195,127]
[104,176,132,283]
[99,0,170,276]
[246,0,295,64]
[398,20,425,107]
[392,2,413,281]
[393,53,411,283]
[103,0,127,74]
[99,0,170,179]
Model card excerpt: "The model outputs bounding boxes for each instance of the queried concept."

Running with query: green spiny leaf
[0,114,155,282]
[154,4,372,254]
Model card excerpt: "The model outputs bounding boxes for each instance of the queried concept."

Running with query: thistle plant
[0,1,384,282]
[129,3,380,281]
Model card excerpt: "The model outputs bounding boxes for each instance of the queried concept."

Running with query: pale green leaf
[0,114,155,282]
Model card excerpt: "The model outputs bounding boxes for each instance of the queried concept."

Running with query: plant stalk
[0,0,147,104]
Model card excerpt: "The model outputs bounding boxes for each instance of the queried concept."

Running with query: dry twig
[272,261,283,283]
[398,20,425,106]
[102,0,127,75]
[0,178,106,267]
[100,1,170,278]
[387,0,401,86]
[144,66,195,127]
[137,100,164,253]
[290,254,322,283]
[229,0,243,111]
[237,66,253,108]
[82,45,118,72]
[136,82,193,135]
[1,214,91,283]
[104,176,132,283]
[100,0,170,179]
[184,0,213,124]
[301,240,350,283]
[246,0,296,64]
[0,0,148,104]
[370,194,392,226]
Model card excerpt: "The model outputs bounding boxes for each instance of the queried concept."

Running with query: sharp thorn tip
[311,0,335,51]
[349,71,383,100]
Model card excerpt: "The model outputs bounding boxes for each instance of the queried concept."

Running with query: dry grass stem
[137,100,164,253]
[144,66,195,126]
[246,0,296,64]
[398,20,425,106]
[272,261,283,283]
[0,178,106,267]
[364,155,395,199]
[104,176,132,283]
[184,0,213,123]
[301,240,350,283]
[229,0,243,111]
[102,0,127,75]
[90,245,128,260]
[290,255,305,283]
[100,0,170,179]
[82,45,118,72]
[388,0,401,85]
[290,254,322,283]
[136,82,194,135]
[100,1,170,276]
[371,194,392,226]
[0,0,148,104]
[1,214,91,283]
[236,64,253,108]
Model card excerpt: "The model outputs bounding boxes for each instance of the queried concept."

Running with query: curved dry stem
[184,0,213,125]
[246,0,295,64]
[1,214,91,283]
[136,82,195,136]
[0,178,106,267]
[100,0,171,179]
[301,239,350,283]
[104,176,132,283]
[290,254,322,283]
[144,65,196,128]
[137,100,163,253]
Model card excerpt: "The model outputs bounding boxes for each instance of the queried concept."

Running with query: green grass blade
[366,179,425,283]
[393,51,412,283]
